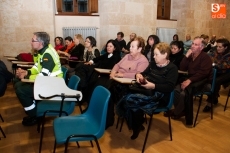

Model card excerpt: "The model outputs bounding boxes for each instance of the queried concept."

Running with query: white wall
[54,16,101,49]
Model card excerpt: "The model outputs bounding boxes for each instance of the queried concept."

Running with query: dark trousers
[174,79,207,125]
[131,109,144,130]
[212,72,230,101]
[14,79,36,117]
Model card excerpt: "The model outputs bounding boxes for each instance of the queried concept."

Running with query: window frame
[56,0,98,16]
[157,0,171,20]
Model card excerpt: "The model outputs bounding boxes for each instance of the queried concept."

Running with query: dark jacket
[0,60,13,97]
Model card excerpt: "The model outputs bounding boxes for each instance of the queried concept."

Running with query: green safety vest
[29,45,63,80]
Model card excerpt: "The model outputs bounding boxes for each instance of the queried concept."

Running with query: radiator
[62,27,97,39]
[156,27,177,44]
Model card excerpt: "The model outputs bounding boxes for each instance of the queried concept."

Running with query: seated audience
[201,34,212,52]
[203,38,230,112]
[170,36,212,125]
[0,60,13,97]
[83,36,100,62]
[169,40,185,69]
[117,42,178,139]
[121,33,136,55]
[92,36,149,129]
[76,39,121,92]
[115,32,126,57]
[14,32,63,126]
[183,34,192,54]
[58,36,75,53]
[54,36,64,51]
[144,35,160,62]
[173,34,179,41]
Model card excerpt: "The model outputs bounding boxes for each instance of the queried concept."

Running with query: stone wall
[0,0,55,58]
[171,0,230,41]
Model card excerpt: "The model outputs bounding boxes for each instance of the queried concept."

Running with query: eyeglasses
[85,40,91,43]
[31,39,39,42]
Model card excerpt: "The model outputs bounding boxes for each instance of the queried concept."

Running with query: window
[56,0,98,15]
[157,0,171,19]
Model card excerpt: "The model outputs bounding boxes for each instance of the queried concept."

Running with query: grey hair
[33,32,50,47]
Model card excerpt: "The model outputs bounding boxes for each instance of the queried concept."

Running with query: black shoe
[203,105,211,112]
[130,125,145,140]
[23,116,32,121]
[186,120,193,126]
[22,116,37,126]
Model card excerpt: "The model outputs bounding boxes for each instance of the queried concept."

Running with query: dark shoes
[203,105,211,112]
[22,116,38,126]
[163,109,174,117]
[130,125,145,140]
[171,112,185,120]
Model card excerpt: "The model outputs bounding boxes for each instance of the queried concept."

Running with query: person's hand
[141,81,155,89]
[84,62,93,65]
[114,72,124,78]
[185,49,192,58]
[181,79,191,90]
[16,68,28,79]
[135,73,143,83]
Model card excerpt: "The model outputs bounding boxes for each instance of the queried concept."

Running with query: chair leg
[53,141,56,153]
[0,114,4,122]
[76,141,80,148]
[94,139,102,153]
[90,140,94,147]
[37,117,42,133]
[193,95,203,127]
[211,95,213,120]
[64,142,68,153]
[224,88,230,111]
[119,117,124,132]
[116,117,120,129]
[39,117,45,153]
[78,104,83,114]
[142,115,153,153]
[167,115,172,141]
[0,126,6,138]
[144,114,147,124]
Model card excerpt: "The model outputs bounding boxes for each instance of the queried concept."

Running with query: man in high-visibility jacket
[14,32,63,126]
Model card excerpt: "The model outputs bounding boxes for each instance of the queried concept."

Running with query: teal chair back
[154,91,174,113]
[84,86,111,138]
[52,86,111,152]
[61,66,68,81]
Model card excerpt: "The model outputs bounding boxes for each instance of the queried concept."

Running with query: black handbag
[129,80,153,96]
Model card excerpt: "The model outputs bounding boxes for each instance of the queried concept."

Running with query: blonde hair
[134,36,145,53]
[155,42,171,59]
[74,34,84,45]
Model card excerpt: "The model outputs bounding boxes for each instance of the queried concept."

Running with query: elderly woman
[92,36,149,129]
[117,42,178,140]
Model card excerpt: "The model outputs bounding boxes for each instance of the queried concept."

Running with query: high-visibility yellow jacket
[27,44,63,80]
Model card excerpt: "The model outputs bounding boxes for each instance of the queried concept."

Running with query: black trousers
[212,72,230,100]
[174,79,208,125]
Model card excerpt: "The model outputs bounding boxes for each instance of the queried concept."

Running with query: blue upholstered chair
[53,86,111,153]
[37,75,80,153]
[193,68,217,127]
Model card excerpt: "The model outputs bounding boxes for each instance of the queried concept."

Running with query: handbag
[129,80,153,96]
